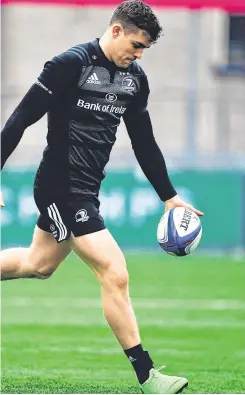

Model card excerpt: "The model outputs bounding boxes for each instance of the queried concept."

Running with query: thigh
[28,225,71,272]
[68,229,126,279]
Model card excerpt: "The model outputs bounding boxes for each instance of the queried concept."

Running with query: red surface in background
[1,0,245,12]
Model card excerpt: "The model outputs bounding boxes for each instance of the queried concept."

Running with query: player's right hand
[0,191,5,207]
[164,194,204,217]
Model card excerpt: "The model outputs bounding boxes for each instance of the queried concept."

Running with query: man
[1,0,203,393]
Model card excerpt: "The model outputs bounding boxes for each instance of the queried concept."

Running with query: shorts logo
[75,209,89,223]
[122,77,136,92]
[50,223,58,238]
[106,93,117,102]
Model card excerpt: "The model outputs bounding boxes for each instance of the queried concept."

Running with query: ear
[112,24,123,38]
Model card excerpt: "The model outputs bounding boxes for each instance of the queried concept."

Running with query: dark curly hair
[109,0,163,43]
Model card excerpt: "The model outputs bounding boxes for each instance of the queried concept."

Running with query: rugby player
[1,0,203,392]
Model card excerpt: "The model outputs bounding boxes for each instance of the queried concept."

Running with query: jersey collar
[91,38,130,72]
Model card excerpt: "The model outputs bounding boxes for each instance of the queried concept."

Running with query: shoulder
[129,62,149,93]
[128,63,149,97]
[128,61,147,78]
[61,43,93,65]
[39,43,96,87]
[51,42,94,68]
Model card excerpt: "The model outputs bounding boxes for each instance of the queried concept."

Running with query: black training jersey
[1,39,176,202]
[35,39,149,199]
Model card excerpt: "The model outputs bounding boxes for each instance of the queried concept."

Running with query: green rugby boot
[140,366,188,394]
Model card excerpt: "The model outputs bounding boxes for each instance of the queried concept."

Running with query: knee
[102,266,129,291]
[30,260,56,280]
[23,240,66,279]
[34,267,54,280]
[112,270,129,289]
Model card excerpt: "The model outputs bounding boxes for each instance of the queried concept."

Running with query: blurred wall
[1,5,245,169]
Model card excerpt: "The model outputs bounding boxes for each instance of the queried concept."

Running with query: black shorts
[34,189,106,243]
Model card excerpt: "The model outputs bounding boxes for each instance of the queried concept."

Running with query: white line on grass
[1,345,203,356]
[2,316,245,327]
[2,368,130,377]
[2,298,245,310]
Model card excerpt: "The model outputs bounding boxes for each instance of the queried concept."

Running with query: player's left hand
[164,194,204,216]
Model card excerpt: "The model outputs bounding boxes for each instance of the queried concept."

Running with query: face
[110,25,152,68]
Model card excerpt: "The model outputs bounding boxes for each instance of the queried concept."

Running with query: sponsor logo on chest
[77,98,126,115]
[78,71,137,115]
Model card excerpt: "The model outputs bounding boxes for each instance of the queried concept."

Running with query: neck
[99,32,113,62]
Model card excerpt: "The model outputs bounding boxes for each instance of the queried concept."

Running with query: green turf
[1,253,245,393]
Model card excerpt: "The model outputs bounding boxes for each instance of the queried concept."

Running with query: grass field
[1,253,245,394]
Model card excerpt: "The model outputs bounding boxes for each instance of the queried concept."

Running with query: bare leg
[69,229,140,350]
[1,226,71,280]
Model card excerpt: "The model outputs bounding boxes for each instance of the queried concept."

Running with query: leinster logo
[75,209,89,223]
[122,76,136,92]
[106,93,117,102]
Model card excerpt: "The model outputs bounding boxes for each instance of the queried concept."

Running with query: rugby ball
[157,207,202,256]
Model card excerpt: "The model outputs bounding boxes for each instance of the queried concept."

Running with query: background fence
[1,169,245,250]
[1,0,245,251]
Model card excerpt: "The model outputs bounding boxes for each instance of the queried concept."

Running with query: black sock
[124,344,154,384]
